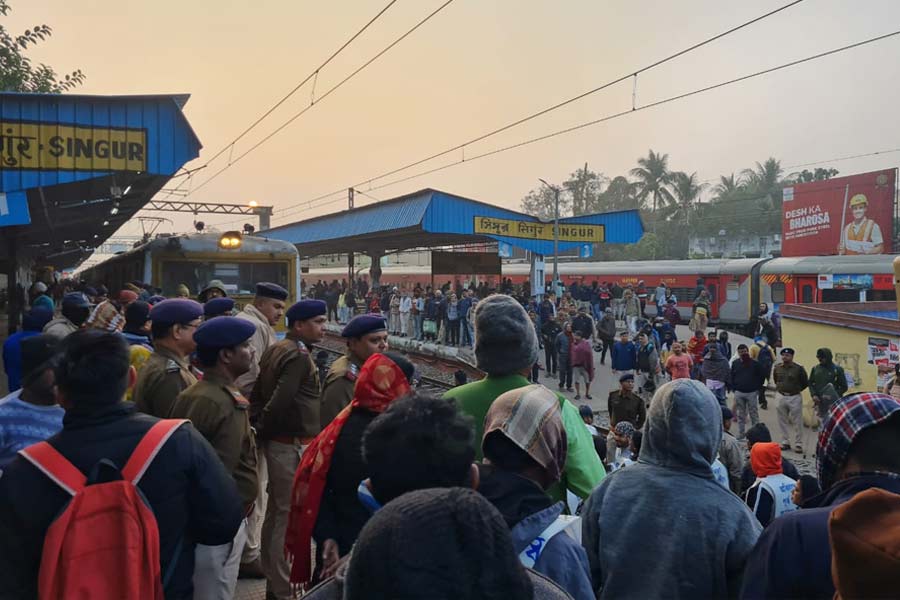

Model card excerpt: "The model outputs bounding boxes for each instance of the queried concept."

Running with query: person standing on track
[623,289,642,335]
[773,348,809,454]
[597,308,617,366]
[319,315,389,429]
[571,331,594,401]
[750,336,776,410]
[730,344,766,437]
[556,322,574,392]
[611,331,637,384]
[234,282,287,578]
[398,289,412,338]
[133,299,203,419]
[808,347,848,425]
[169,317,259,599]
[251,300,327,600]
[541,315,562,379]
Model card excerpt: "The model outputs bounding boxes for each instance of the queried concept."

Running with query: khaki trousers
[776,393,803,448]
[262,440,304,600]
[241,447,267,564]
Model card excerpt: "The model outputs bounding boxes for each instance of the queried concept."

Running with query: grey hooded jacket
[581,379,762,599]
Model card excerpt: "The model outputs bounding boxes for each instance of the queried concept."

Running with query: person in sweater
[540,316,562,378]
[582,379,761,599]
[719,407,744,494]
[571,331,594,401]
[701,343,731,406]
[730,344,766,437]
[608,421,636,471]
[741,393,900,599]
[43,292,91,340]
[596,308,617,365]
[635,332,660,400]
[663,297,680,330]
[808,347,848,423]
[555,322,574,392]
[443,294,604,503]
[479,385,593,600]
[744,442,797,527]
[0,335,64,469]
[749,336,776,410]
[610,331,637,382]
[622,289,642,334]
[2,308,53,393]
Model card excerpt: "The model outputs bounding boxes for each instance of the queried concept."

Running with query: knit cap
[473,294,538,376]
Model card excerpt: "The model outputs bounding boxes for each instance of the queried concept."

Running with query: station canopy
[265,188,644,257]
[0,92,201,268]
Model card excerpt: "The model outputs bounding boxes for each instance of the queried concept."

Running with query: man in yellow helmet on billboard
[839,193,884,255]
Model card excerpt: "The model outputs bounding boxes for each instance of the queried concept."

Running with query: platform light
[219,231,243,249]
[248,200,259,208]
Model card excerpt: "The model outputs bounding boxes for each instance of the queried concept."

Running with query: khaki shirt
[250,335,321,440]
[235,304,276,396]
[169,372,258,507]
[133,346,196,418]
[319,353,362,429]
[773,362,809,396]
[607,389,647,430]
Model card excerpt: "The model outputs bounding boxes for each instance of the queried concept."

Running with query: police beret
[62,292,91,308]
[83,286,98,297]
[148,295,167,305]
[204,297,235,318]
[780,347,795,355]
[193,316,256,350]
[341,314,387,338]
[256,282,288,301]
[619,373,635,382]
[150,298,203,326]
[286,299,326,323]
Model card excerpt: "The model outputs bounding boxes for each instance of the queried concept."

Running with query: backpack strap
[122,419,188,484]
[18,442,87,496]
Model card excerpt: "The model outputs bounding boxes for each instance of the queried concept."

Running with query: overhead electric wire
[185,0,457,197]
[267,27,900,224]
[264,0,805,220]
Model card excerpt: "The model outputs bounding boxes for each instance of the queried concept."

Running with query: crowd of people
[0,275,898,600]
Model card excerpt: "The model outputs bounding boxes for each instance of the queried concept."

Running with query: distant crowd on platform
[1,274,899,599]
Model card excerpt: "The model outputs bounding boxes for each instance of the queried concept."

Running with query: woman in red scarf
[285,351,414,588]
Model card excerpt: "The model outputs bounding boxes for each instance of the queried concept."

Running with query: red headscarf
[750,441,783,477]
[285,353,412,588]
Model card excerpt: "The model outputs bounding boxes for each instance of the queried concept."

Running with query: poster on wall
[781,169,896,257]
[867,336,900,390]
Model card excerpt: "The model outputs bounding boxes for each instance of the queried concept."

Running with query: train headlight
[218,231,243,249]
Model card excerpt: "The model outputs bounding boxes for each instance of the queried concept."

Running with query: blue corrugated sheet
[267,192,433,244]
[268,188,644,253]
[0,92,201,193]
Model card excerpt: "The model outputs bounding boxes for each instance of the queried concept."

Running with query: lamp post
[538,178,560,294]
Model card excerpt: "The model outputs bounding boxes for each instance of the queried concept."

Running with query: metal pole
[553,187,559,292]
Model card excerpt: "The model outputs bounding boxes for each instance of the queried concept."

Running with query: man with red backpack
[0,330,243,599]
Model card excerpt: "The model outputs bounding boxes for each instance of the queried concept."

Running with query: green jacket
[809,360,848,399]
[444,374,605,502]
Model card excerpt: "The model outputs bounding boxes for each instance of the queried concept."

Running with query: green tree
[712,172,744,202]
[663,171,706,223]
[793,167,839,183]
[630,149,674,214]
[598,175,639,212]
[563,163,605,215]
[519,183,572,221]
[0,0,84,92]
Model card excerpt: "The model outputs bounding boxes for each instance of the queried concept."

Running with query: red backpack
[19,419,187,600]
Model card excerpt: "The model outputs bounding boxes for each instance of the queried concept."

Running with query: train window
[822,288,861,303]
[726,282,739,302]
[771,282,786,304]
[159,260,289,297]
[801,284,814,304]
[707,284,717,303]
[866,289,897,302]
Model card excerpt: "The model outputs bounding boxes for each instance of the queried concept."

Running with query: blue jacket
[740,472,900,600]
[555,331,571,359]
[478,465,593,600]
[2,330,40,392]
[0,402,243,599]
[610,341,637,371]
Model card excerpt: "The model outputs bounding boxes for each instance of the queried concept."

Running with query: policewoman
[251,299,327,600]
[169,316,258,599]
[319,314,389,429]
[133,298,203,418]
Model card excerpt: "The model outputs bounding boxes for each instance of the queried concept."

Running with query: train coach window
[771,282,786,304]
[726,282,739,302]
[867,289,897,302]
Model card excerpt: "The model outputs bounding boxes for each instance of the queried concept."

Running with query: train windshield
[159,260,290,297]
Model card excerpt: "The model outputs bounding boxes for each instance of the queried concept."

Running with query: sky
[8,0,900,240]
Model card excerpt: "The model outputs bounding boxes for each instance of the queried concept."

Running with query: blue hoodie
[582,379,762,599]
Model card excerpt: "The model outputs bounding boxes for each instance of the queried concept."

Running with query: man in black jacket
[0,330,243,600]
[540,316,562,378]
[730,344,767,438]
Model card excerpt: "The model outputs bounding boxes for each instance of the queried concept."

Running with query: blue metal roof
[266,188,644,255]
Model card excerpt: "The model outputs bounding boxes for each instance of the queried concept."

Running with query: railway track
[312,343,457,394]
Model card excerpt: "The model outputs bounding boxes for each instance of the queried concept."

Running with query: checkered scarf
[817,392,900,490]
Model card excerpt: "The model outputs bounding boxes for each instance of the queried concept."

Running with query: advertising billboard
[781,169,896,257]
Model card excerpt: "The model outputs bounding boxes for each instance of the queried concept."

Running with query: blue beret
[204,297,235,318]
[256,282,288,301]
[150,298,203,326]
[619,373,635,382]
[148,295,167,305]
[62,292,91,308]
[286,299,326,323]
[193,316,256,350]
[341,314,387,338]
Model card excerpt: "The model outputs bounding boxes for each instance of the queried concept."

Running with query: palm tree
[664,171,707,224]
[599,176,639,211]
[713,172,743,202]
[741,158,785,193]
[630,150,674,214]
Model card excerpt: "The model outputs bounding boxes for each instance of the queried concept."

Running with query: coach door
[798,277,817,304]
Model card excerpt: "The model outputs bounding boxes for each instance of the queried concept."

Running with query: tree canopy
[0,0,84,93]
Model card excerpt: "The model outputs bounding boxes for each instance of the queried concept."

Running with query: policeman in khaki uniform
[169,316,258,599]
[251,299,327,600]
[319,314,389,428]
[133,299,203,418]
